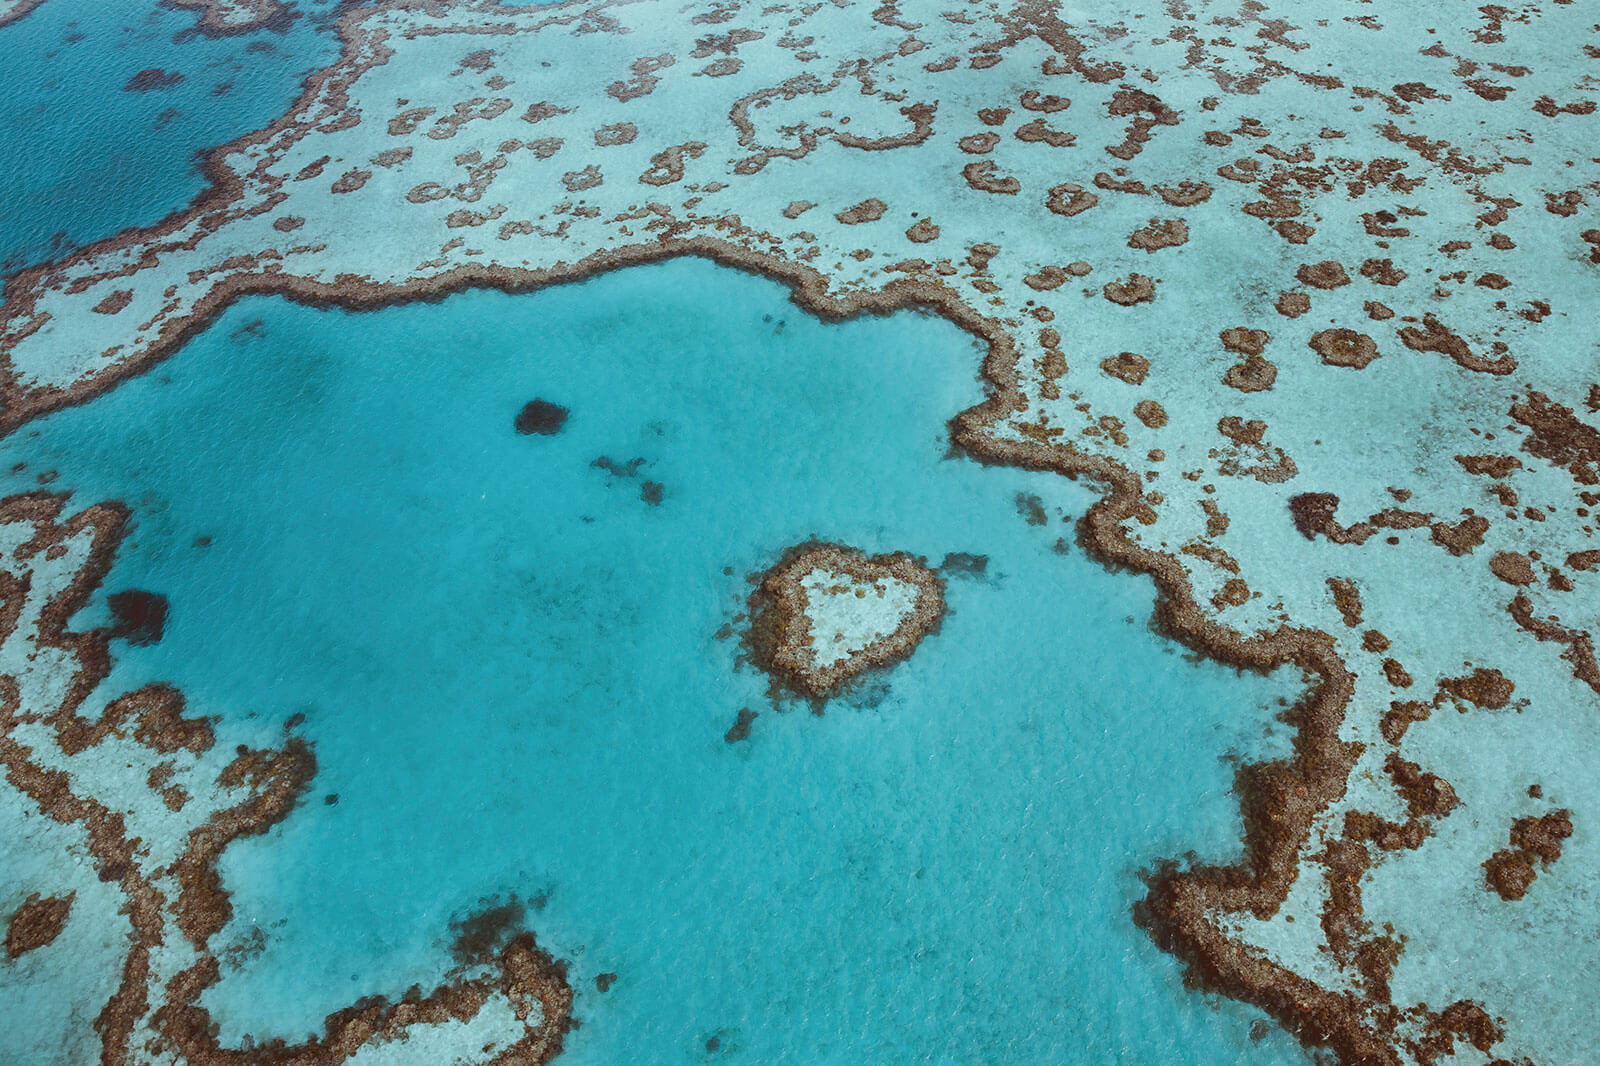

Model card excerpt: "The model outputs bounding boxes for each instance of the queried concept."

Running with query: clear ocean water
[3,254,1315,1064]
[0,4,1323,1064]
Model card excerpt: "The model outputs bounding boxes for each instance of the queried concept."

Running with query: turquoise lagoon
[2,255,1319,1064]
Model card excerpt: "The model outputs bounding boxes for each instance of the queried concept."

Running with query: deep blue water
[2,255,1314,1065]
[0,0,345,280]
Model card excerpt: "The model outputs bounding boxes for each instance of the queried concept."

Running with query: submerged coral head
[107,589,169,645]
[515,398,570,435]
[748,541,945,700]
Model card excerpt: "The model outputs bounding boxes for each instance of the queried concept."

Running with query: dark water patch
[593,455,645,477]
[1015,491,1048,525]
[723,708,757,743]
[124,67,184,92]
[230,319,266,342]
[938,551,988,577]
[448,895,527,965]
[107,589,168,645]
[515,398,568,435]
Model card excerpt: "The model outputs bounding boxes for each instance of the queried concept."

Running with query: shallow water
[2,255,1314,1064]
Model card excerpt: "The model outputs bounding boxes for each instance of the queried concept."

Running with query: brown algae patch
[1484,811,1573,901]
[1309,329,1379,369]
[5,892,73,958]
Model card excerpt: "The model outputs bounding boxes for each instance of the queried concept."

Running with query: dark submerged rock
[107,590,169,645]
[593,456,645,477]
[515,399,569,435]
[938,552,989,577]
[449,896,527,965]
[724,708,757,743]
[124,68,184,92]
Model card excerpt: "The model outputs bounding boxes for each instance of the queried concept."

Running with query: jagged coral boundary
[0,492,575,1066]
[0,0,1382,1056]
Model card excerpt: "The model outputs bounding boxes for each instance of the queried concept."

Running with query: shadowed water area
[1,257,1315,1064]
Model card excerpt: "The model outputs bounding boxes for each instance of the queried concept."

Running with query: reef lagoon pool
[2,257,1312,1065]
